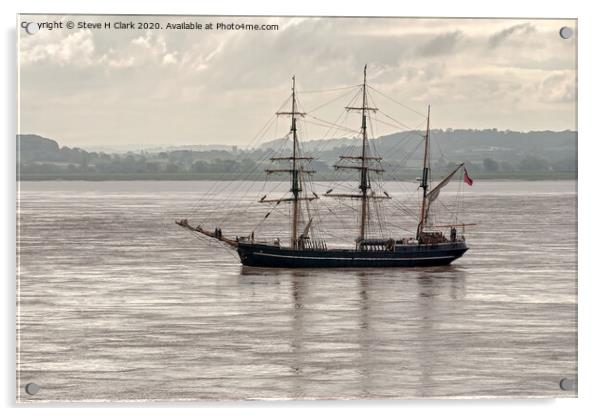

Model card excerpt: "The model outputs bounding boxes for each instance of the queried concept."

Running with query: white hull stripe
[251,252,457,261]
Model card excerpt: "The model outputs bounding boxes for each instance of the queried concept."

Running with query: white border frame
[4,1,599,414]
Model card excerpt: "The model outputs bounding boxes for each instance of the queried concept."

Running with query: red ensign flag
[463,167,473,186]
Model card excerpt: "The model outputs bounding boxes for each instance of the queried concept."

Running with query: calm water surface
[16,180,577,401]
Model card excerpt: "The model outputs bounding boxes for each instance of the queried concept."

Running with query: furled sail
[300,217,313,239]
[426,163,465,205]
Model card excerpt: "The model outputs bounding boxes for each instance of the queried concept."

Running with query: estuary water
[16,180,577,401]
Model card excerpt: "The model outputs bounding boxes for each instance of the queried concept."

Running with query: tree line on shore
[17,133,577,178]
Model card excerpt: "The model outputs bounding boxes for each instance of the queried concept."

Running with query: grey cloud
[419,31,463,56]
[488,23,535,48]
[539,72,576,103]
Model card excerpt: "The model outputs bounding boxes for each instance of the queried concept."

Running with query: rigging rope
[367,85,426,117]
[182,77,468,247]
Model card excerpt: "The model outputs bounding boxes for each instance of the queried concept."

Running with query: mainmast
[325,65,389,248]
[417,105,431,239]
[290,76,301,248]
[358,65,370,243]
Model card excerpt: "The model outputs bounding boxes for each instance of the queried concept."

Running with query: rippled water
[16,180,577,401]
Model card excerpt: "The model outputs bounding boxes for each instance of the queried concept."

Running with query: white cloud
[20,29,95,66]
[162,53,178,65]
[105,56,136,69]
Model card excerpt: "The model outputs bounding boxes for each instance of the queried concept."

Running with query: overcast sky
[18,16,576,148]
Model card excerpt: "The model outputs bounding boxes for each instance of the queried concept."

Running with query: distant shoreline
[17,171,577,181]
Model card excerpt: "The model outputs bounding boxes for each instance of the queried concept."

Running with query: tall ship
[177,65,474,268]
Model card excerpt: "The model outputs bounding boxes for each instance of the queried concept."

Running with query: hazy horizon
[18,16,576,147]
[20,126,578,153]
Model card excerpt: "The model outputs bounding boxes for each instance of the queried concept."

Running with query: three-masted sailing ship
[177,65,472,267]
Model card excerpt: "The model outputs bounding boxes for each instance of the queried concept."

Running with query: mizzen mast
[358,65,370,243]
[417,105,431,239]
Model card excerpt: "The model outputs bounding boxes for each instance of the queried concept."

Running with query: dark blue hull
[237,241,468,268]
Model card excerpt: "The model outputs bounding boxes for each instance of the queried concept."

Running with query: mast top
[276,75,306,117]
[346,65,378,112]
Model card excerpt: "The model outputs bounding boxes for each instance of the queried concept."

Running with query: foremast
[264,76,316,249]
[289,76,302,248]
